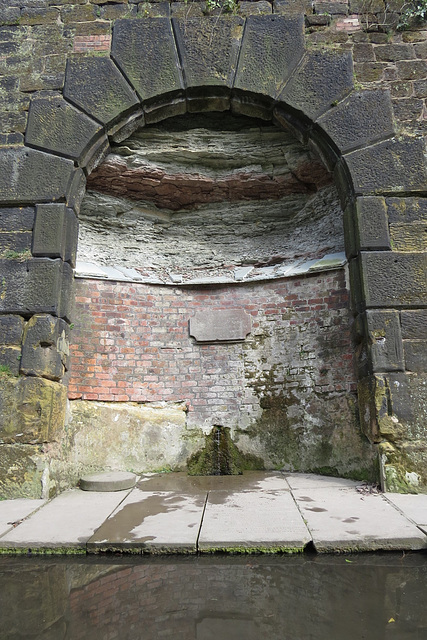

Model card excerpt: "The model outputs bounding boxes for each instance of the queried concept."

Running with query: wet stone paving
[0,472,427,555]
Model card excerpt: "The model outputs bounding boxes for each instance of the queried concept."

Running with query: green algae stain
[187,426,264,476]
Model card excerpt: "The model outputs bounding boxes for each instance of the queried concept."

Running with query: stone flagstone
[198,488,311,552]
[88,489,206,553]
[293,487,427,552]
[385,493,427,528]
[0,489,130,552]
[0,499,45,538]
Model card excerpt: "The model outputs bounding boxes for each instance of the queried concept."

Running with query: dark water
[1,553,427,640]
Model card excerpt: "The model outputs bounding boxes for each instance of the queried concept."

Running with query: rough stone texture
[0,259,73,320]
[390,222,427,253]
[33,204,78,267]
[0,148,75,205]
[279,49,354,120]
[359,372,427,492]
[344,137,427,195]
[173,17,244,89]
[401,310,427,340]
[365,310,404,372]
[386,197,427,223]
[0,315,24,346]
[403,340,427,373]
[0,374,67,445]
[189,309,252,342]
[62,400,202,483]
[81,113,340,278]
[360,252,427,308]
[25,94,104,165]
[0,208,35,234]
[111,18,183,104]
[316,89,395,154]
[344,196,391,257]
[0,444,47,500]
[63,57,139,129]
[235,14,304,98]
[21,314,70,381]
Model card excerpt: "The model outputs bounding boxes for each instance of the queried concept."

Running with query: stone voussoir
[278,48,354,121]
[234,13,305,99]
[316,88,395,154]
[63,57,140,130]
[112,18,184,105]
[25,94,105,165]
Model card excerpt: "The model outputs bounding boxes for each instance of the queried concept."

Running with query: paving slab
[0,490,130,553]
[198,489,311,553]
[293,487,427,552]
[284,473,359,490]
[88,489,206,554]
[0,499,45,538]
[385,493,427,527]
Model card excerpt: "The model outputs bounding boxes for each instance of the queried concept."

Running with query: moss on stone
[187,426,264,475]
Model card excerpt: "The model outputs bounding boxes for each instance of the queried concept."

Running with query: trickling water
[214,425,222,476]
[187,425,263,476]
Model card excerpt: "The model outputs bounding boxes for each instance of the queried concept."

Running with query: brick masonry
[69,270,355,409]
[67,268,375,475]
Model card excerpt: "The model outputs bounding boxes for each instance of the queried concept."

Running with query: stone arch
[0,14,426,496]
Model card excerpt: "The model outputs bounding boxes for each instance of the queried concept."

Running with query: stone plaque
[189,310,252,343]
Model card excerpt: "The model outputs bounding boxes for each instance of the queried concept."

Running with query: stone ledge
[74,251,347,285]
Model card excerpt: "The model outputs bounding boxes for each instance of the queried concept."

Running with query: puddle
[1,553,427,639]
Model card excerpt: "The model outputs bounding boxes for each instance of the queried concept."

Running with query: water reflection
[1,553,426,640]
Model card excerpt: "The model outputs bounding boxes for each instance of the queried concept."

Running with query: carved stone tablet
[189,309,252,343]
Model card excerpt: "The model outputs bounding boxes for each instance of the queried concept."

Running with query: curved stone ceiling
[78,112,344,281]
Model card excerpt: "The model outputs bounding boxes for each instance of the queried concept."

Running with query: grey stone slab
[0,500,45,538]
[0,489,130,552]
[63,57,139,128]
[74,261,108,278]
[316,89,395,154]
[293,488,427,552]
[87,489,205,553]
[360,251,427,308]
[309,252,347,271]
[199,488,311,552]
[234,266,254,280]
[112,18,183,103]
[279,49,354,121]
[0,147,75,206]
[25,95,103,164]
[235,14,304,98]
[285,473,361,490]
[189,309,252,343]
[385,493,427,526]
[173,17,244,89]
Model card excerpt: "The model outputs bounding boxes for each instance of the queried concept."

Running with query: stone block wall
[0,0,426,495]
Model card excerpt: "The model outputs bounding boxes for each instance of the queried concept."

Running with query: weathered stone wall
[64,268,375,482]
[0,0,426,496]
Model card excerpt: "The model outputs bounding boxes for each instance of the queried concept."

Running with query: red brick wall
[68,270,356,433]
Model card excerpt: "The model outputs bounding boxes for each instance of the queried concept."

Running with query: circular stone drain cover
[80,471,137,492]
